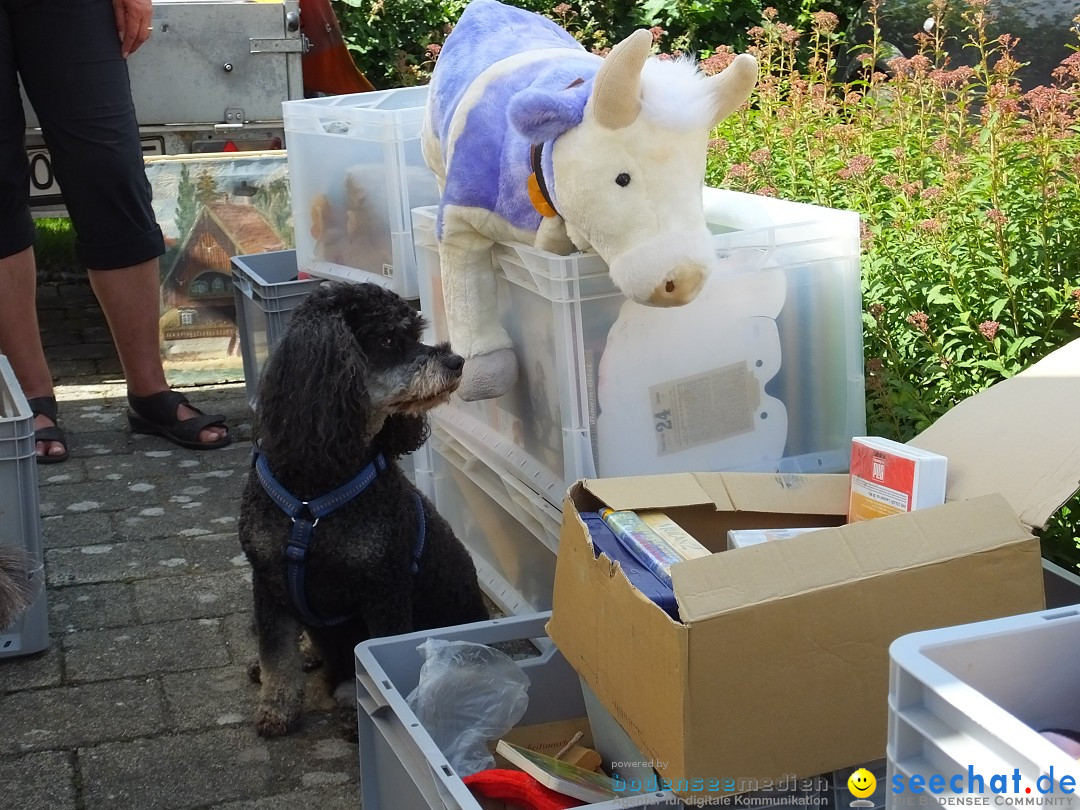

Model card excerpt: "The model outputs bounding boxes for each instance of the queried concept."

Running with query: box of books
[548,336,1080,806]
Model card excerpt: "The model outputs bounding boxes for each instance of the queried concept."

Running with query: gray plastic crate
[355,612,893,809]
[231,250,323,409]
[0,355,48,658]
[355,611,687,810]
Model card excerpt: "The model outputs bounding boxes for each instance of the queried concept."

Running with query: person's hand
[113,0,153,58]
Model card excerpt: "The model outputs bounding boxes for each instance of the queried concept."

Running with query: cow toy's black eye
[616,173,631,187]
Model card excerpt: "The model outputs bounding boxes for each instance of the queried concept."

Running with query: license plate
[28,136,165,199]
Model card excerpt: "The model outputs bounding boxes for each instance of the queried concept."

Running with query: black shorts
[0,0,165,269]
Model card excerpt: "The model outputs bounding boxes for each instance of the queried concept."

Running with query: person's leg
[0,2,64,459]
[88,261,226,443]
[0,249,68,459]
[15,0,226,445]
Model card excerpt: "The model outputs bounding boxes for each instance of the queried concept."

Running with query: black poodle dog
[239,281,488,737]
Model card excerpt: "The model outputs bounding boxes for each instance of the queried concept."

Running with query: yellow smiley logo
[848,768,877,799]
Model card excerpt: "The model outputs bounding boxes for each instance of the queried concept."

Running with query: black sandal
[127,390,232,451]
[27,396,69,464]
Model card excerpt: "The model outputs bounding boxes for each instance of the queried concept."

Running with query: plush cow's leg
[438,218,518,401]
[534,215,576,255]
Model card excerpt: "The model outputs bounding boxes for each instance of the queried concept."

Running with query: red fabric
[463,769,586,810]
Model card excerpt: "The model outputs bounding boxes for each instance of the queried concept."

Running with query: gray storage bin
[0,355,48,658]
[354,611,682,810]
[355,612,893,809]
[231,249,323,409]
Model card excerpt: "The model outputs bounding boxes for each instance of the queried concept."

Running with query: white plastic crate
[283,86,439,299]
[0,355,48,658]
[231,250,323,410]
[429,423,561,617]
[887,607,1080,809]
[414,187,865,507]
[355,611,704,810]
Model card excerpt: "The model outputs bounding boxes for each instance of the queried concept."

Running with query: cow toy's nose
[646,264,706,307]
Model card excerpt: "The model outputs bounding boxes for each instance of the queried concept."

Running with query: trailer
[24,0,310,216]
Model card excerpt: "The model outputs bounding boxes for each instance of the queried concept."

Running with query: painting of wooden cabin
[146,153,292,383]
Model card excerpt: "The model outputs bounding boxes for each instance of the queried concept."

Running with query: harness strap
[254,452,427,628]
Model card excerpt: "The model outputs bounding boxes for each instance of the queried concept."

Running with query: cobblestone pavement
[0,282,360,809]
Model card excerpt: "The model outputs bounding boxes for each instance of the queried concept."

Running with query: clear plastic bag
[406,638,531,777]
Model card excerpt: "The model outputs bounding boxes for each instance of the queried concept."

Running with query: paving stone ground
[0,281,361,809]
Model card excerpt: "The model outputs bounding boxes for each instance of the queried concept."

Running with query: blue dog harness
[253,451,427,628]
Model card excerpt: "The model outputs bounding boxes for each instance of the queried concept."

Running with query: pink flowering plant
[707,0,1080,439]
[706,0,1080,568]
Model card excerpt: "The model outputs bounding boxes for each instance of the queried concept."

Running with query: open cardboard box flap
[909,336,1080,529]
[583,470,847,515]
[668,494,1030,622]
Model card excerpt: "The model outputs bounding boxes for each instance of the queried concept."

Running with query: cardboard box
[547,338,1080,802]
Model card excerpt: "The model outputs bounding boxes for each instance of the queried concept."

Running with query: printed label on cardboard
[650,363,758,455]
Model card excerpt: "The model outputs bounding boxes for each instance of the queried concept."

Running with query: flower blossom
[907,311,930,333]
[978,320,1000,341]
[838,154,874,180]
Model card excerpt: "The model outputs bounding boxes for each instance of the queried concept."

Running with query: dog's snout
[443,354,465,373]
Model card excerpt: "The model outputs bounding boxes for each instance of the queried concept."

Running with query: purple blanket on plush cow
[421,0,758,401]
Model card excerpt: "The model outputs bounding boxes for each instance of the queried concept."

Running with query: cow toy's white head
[509,31,758,307]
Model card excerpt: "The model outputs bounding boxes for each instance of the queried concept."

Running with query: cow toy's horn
[591,28,653,129]
[707,53,759,129]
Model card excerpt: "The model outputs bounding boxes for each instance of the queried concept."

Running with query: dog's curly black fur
[0,544,36,631]
[238,282,488,737]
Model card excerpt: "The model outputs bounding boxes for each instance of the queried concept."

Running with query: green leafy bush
[705,0,1080,567]
[333,0,470,88]
[332,0,864,88]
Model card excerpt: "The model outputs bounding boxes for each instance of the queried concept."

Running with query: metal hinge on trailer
[249,35,308,55]
[217,109,246,129]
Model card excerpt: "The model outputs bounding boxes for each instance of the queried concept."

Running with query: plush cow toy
[422,0,758,401]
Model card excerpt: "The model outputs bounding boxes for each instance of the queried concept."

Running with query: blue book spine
[580,512,679,620]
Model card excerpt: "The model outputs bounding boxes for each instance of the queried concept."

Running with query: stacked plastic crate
[234,87,440,482]
[0,356,49,659]
[412,187,867,616]
[282,85,438,301]
[887,608,1080,809]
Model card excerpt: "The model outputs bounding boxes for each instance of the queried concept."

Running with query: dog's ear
[374,413,430,459]
[255,306,371,469]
